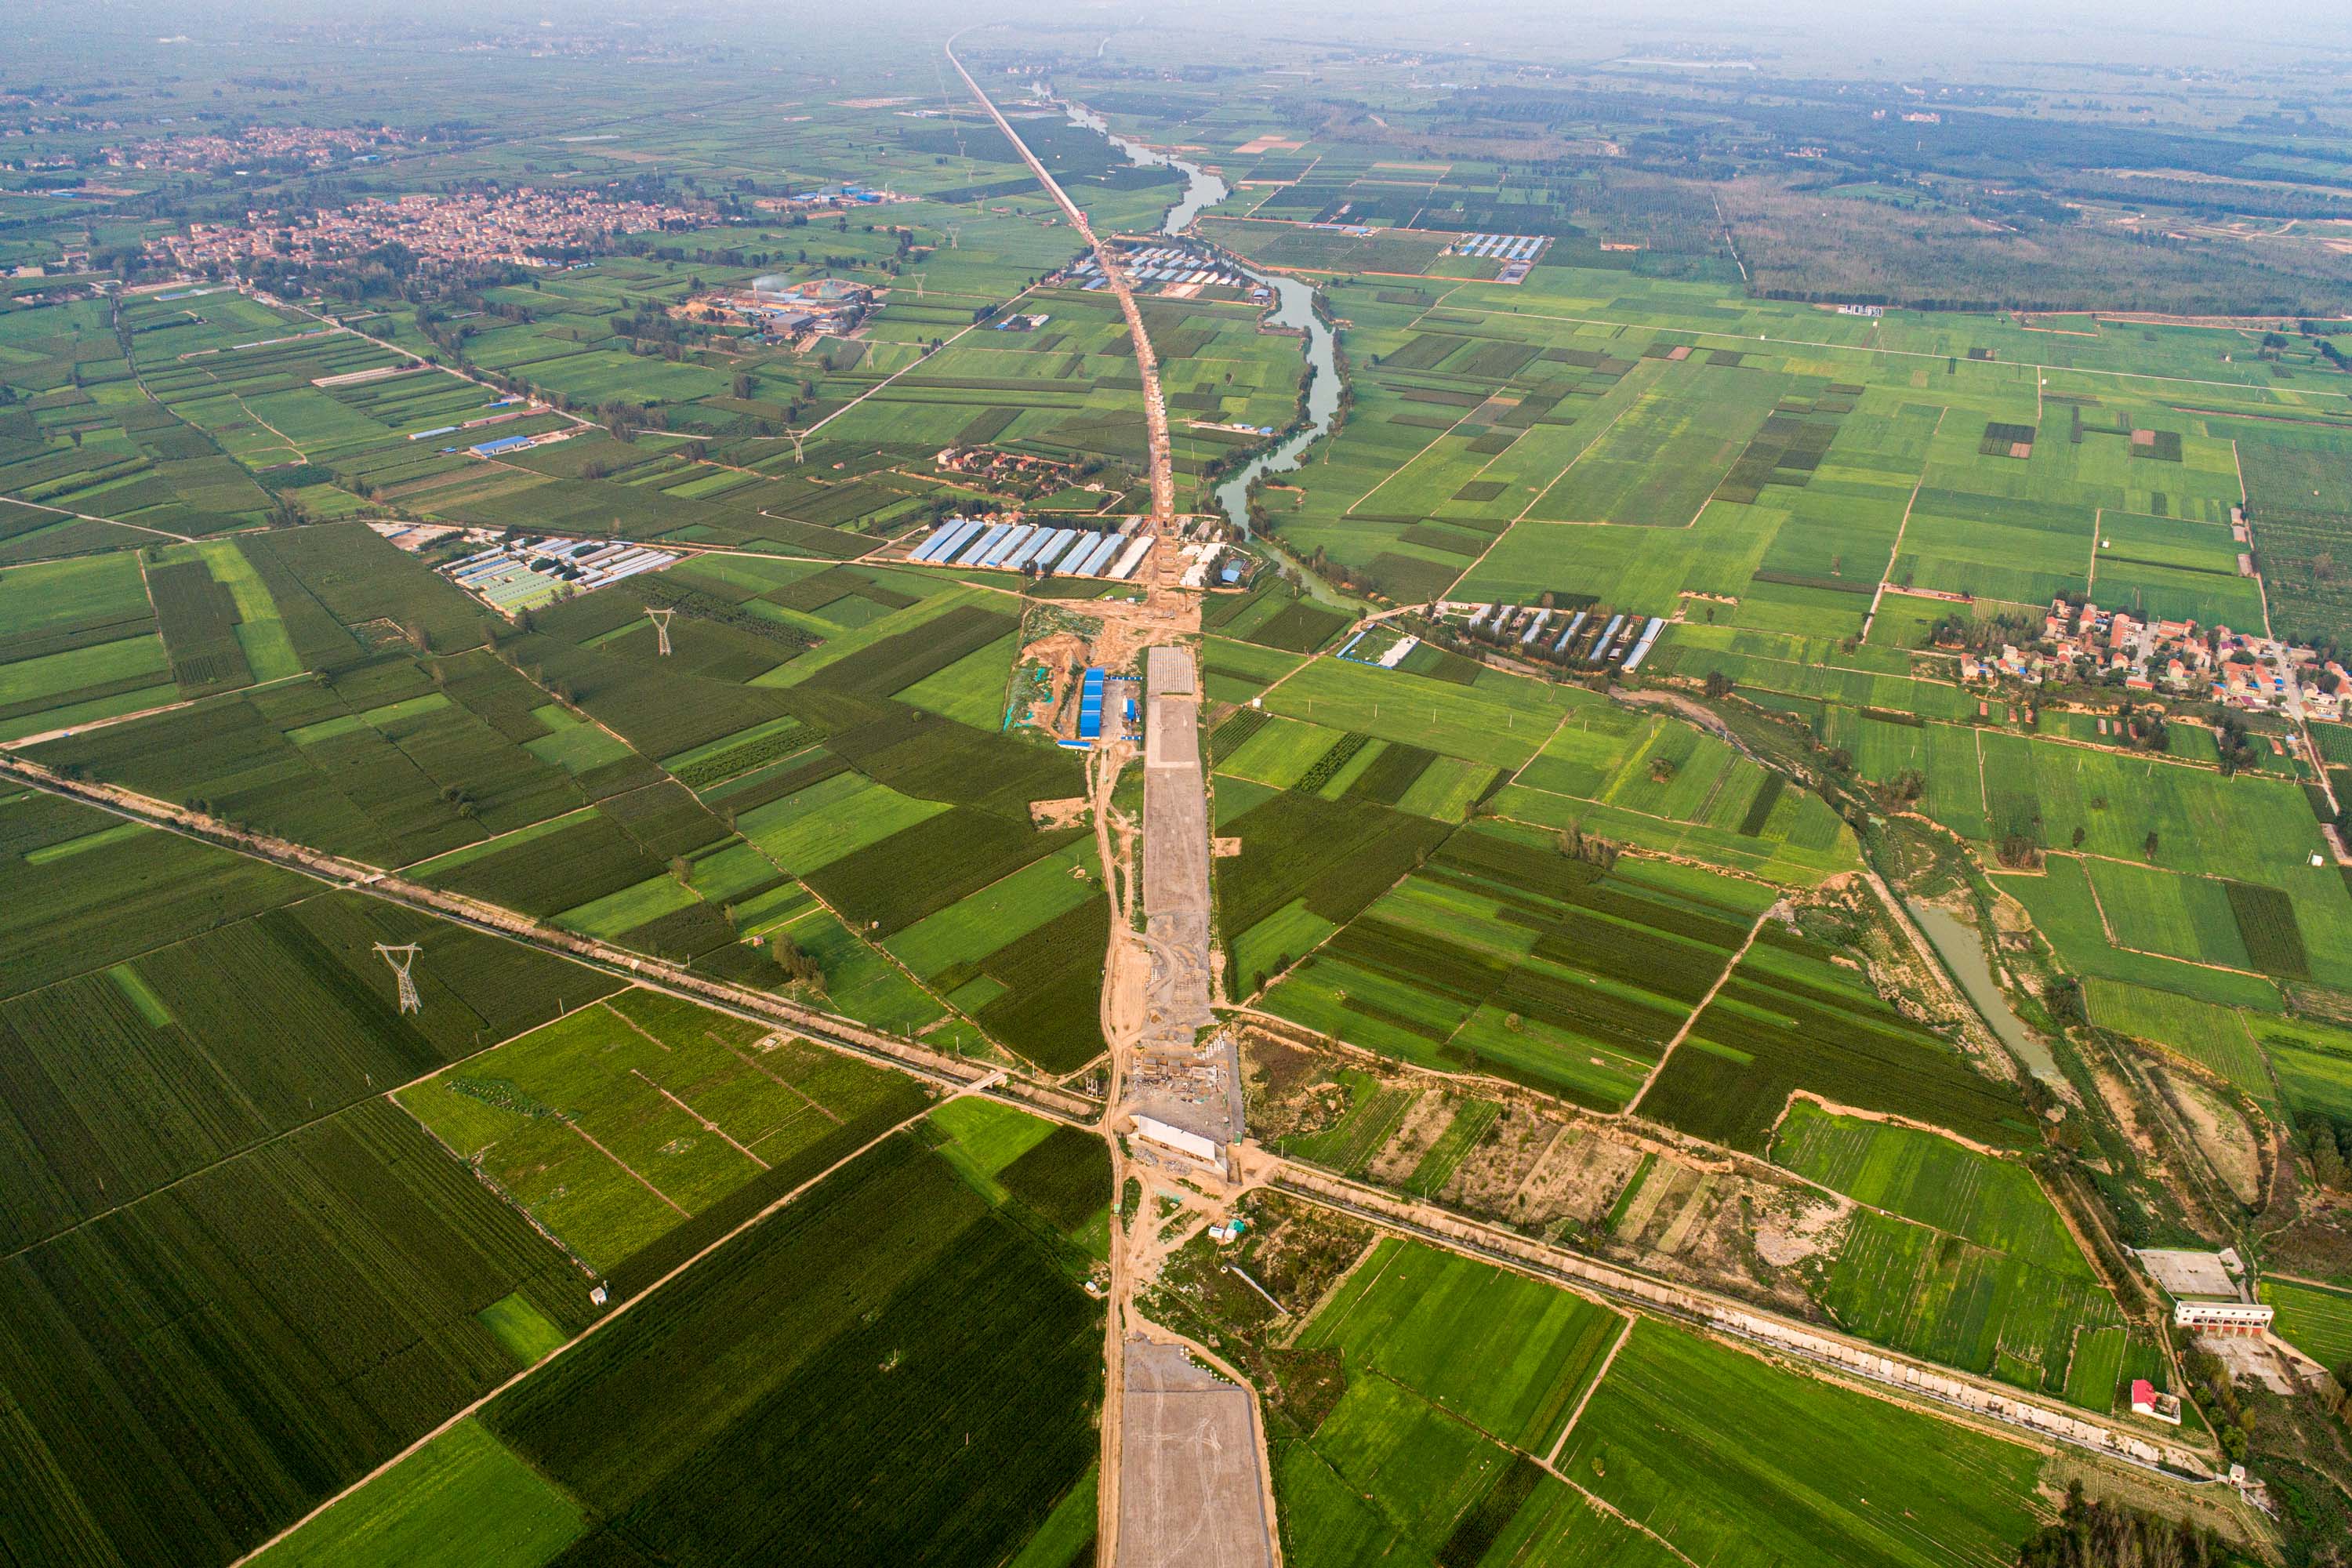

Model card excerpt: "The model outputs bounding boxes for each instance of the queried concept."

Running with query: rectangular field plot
[2261,1278,2352,1371]
[1635,927,2035,1152]
[30,652,600,867]
[1257,826,1766,1110]
[2245,1013,2352,1124]
[1298,1236,1624,1453]
[247,1419,585,1568]
[1256,651,1572,771]
[395,989,928,1282]
[927,1102,1112,1259]
[0,1099,600,1568]
[882,841,1111,1073]
[480,1135,1102,1567]
[2088,510,2263,626]
[1774,1105,2122,1401]
[1993,857,2285,1013]
[2085,980,2276,1100]
[1527,362,1788,528]
[1276,1236,1654,1568]
[1890,490,2095,608]
[1555,1320,2046,1568]
[1776,1104,2089,1272]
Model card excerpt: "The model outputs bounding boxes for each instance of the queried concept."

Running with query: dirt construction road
[1116,1340,1279,1568]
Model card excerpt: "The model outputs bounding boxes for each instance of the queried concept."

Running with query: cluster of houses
[147,187,707,273]
[103,124,401,172]
[1959,598,2348,720]
[934,445,1088,495]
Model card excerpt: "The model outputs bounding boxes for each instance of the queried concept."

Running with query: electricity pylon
[374,944,421,1014]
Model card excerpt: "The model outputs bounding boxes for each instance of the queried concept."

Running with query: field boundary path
[1263,1158,2219,1480]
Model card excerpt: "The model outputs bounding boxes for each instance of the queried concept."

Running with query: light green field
[198,539,301,680]
[884,840,1097,976]
[105,960,176,1025]
[927,1097,1058,1203]
[1005,1466,1099,1568]
[2262,1278,2352,1370]
[735,770,949,871]
[2246,1014,2352,1123]
[1773,1105,2121,1400]
[23,820,148,865]
[1555,1319,2046,1568]
[553,871,700,939]
[0,632,167,709]
[1214,713,1355,788]
[478,1292,569,1368]
[1775,1104,2087,1272]
[523,705,637,775]
[248,1419,583,1568]
[0,552,151,637]
[1298,1236,1625,1453]
[394,992,924,1269]
[898,630,1017,728]
[1258,654,1571,771]
[2084,980,2275,1099]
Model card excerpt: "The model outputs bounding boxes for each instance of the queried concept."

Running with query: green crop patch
[804,805,1086,938]
[2085,980,2274,1099]
[1637,927,2034,1152]
[0,1098,601,1568]
[1773,1105,2122,1399]
[1555,1320,2045,1568]
[2261,1278,2352,1370]
[0,890,617,1252]
[478,1292,571,1368]
[482,1135,1101,1566]
[421,809,662,916]
[1258,826,1760,1109]
[1298,1236,1624,1454]
[2224,879,2310,978]
[246,1420,585,1568]
[1775,1104,2088,1272]
[1270,1236,1653,1568]
[1218,790,1451,973]
[397,990,927,1279]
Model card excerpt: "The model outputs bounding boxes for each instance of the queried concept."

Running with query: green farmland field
[1276,1238,1653,1568]
[1639,928,2035,1153]
[395,989,928,1281]
[2261,1278,2352,1371]
[1555,1320,2047,1568]
[1775,1105,2123,1402]
[481,1134,1102,1566]
[1298,1236,1625,1453]
[248,1421,584,1568]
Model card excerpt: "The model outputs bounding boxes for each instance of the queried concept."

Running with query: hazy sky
[23,0,2352,78]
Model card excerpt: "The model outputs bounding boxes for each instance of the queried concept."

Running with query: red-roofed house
[2129,1380,2183,1423]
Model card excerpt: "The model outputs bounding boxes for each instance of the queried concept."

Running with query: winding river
[1062,102,1342,539]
